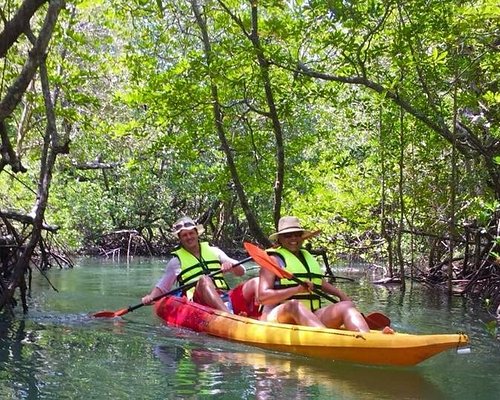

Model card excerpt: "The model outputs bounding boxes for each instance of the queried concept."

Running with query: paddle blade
[92,308,128,318]
[244,242,292,279]
[92,310,118,318]
[303,229,321,240]
[364,312,391,329]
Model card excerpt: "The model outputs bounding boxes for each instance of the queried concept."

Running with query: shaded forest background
[0,0,499,317]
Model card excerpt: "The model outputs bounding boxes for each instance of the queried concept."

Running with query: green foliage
[1,0,498,262]
[483,319,497,338]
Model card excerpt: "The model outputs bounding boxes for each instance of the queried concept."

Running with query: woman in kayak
[258,216,393,333]
[142,216,260,318]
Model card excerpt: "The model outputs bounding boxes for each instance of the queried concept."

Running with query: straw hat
[172,216,205,237]
[269,216,313,241]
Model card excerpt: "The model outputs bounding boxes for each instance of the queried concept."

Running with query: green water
[1,257,499,399]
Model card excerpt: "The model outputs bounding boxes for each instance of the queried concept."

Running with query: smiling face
[178,228,200,254]
[278,231,304,254]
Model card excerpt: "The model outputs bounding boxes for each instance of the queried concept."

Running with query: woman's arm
[256,256,307,305]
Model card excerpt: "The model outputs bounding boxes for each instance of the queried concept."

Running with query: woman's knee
[318,302,355,321]
[336,300,356,312]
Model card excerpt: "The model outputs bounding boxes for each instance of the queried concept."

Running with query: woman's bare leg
[316,301,370,332]
[265,300,325,327]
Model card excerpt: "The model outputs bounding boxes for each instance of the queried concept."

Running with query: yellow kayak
[154,296,470,366]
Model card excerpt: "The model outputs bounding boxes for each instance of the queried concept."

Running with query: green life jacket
[173,242,230,297]
[268,247,324,311]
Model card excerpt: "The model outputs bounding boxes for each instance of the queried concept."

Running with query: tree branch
[0,0,48,58]
[0,0,62,120]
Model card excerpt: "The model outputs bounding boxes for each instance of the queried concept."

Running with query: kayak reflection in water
[258,216,394,333]
[141,216,260,318]
[154,344,320,399]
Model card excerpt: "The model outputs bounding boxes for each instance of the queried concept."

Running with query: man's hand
[142,294,154,304]
[220,261,234,273]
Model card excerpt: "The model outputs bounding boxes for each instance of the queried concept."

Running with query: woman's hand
[297,280,314,293]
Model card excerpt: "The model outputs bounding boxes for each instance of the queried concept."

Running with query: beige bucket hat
[172,216,205,237]
[269,216,313,241]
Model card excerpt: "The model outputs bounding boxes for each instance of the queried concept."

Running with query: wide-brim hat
[269,216,313,241]
[172,216,205,237]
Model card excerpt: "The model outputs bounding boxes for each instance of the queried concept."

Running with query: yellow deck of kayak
[155,296,470,366]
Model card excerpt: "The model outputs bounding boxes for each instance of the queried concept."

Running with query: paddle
[243,242,391,330]
[92,256,252,318]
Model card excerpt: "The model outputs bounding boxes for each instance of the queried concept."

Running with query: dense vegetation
[1,0,499,317]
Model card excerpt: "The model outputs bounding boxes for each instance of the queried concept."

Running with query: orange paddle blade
[244,242,292,279]
[92,309,127,318]
[303,229,321,240]
[363,312,391,329]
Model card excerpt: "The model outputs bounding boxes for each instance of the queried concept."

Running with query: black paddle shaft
[288,275,339,303]
[125,256,252,314]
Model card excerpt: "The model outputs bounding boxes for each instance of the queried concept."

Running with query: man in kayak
[142,216,260,318]
[258,216,393,333]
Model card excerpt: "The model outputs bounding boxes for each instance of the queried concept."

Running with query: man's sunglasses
[173,221,196,231]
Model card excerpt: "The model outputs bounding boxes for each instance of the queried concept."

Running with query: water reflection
[2,258,499,400]
[0,319,43,399]
[153,342,446,400]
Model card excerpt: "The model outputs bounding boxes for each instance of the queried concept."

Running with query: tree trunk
[190,0,270,246]
[0,0,65,312]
